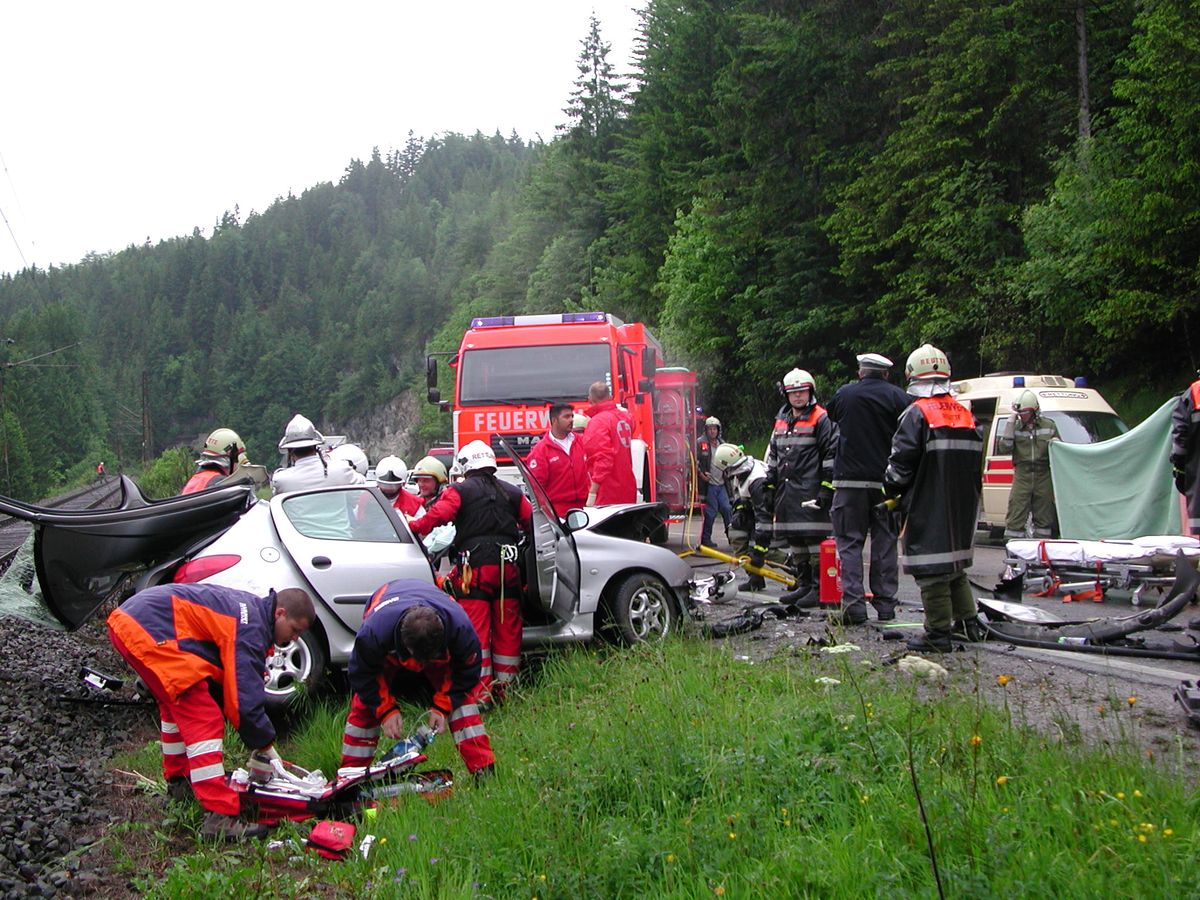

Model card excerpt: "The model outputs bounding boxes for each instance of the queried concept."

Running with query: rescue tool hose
[692,544,797,587]
[980,621,1200,662]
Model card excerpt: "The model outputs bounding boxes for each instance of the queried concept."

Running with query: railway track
[0,478,125,572]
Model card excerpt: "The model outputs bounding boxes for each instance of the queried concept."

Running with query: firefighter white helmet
[411,455,448,484]
[572,412,589,432]
[1012,389,1040,413]
[329,443,369,476]
[201,428,247,465]
[904,344,951,381]
[457,440,497,473]
[712,442,751,476]
[782,368,816,394]
[705,416,721,427]
[278,414,324,450]
[374,455,409,484]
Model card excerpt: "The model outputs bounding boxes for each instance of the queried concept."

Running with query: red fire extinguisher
[818,538,842,605]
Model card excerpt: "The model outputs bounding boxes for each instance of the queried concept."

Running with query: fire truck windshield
[459,344,612,405]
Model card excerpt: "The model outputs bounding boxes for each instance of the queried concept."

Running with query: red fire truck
[425,312,698,513]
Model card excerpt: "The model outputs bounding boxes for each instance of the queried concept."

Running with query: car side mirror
[426,356,438,389]
[564,508,589,532]
[427,387,441,404]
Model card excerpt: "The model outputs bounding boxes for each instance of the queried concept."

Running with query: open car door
[499,438,580,623]
[269,485,434,634]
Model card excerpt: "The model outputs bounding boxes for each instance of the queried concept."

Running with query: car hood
[579,501,668,541]
[0,475,256,630]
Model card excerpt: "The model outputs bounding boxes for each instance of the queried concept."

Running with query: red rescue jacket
[581,400,637,504]
[181,468,224,495]
[525,431,590,514]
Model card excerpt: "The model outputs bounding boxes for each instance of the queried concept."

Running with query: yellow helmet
[411,455,448,484]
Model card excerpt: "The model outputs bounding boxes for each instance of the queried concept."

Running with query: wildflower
[539,874,547,882]
[995,775,1008,786]
[1109,819,1119,828]
[1098,704,1106,715]
[379,837,387,844]
[714,887,726,897]
[1001,807,1009,813]
[821,643,861,654]
[394,868,407,883]
[728,832,737,840]
[1133,790,1143,798]
[780,807,789,816]
[969,734,983,747]
[1164,829,1174,837]
[666,854,676,863]
[1116,792,1125,800]
[1127,696,1137,706]
[815,676,841,686]
[409,834,418,842]
[997,674,1011,686]
[860,794,869,804]
[1137,834,1147,843]
[430,858,440,865]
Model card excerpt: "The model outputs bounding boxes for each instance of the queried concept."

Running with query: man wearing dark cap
[824,352,913,625]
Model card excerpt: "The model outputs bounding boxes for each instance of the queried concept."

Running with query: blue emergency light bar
[1012,376,1025,387]
[470,312,610,329]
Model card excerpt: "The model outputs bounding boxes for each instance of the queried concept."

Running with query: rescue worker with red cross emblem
[883,344,984,653]
[340,579,495,779]
[106,584,315,841]
[408,440,532,704]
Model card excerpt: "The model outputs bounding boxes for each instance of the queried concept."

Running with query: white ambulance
[952,373,1128,531]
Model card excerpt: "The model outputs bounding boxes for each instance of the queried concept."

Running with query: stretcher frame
[1003,537,1200,607]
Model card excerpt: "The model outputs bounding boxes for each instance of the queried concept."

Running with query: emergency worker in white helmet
[883,344,983,653]
[328,444,368,486]
[696,416,733,548]
[998,390,1059,539]
[764,367,838,605]
[714,443,788,592]
[375,455,422,516]
[408,440,532,703]
[182,428,249,495]
[270,415,359,494]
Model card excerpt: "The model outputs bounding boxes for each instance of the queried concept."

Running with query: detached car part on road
[6,442,697,707]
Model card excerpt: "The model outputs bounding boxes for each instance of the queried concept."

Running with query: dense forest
[0,0,1196,501]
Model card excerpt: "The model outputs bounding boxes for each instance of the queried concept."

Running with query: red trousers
[108,625,241,815]
[340,664,495,774]
[450,561,522,702]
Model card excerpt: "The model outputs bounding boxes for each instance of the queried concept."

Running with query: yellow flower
[780,807,789,816]
[1116,792,1125,800]
[1164,828,1174,837]
[996,674,1011,686]
[538,875,547,882]
[860,794,869,804]
[1138,834,1147,843]
[728,832,737,840]
[1133,790,1143,798]
[969,734,983,747]
[1127,696,1137,706]
[1001,807,1009,813]
[1098,704,1106,714]
[995,775,1008,786]
[666,854,676,863]
[714,887,726,897]
[1109,819,1119,828]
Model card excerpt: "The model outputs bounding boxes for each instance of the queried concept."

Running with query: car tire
[603,573,677,645]
[264,629,327,708]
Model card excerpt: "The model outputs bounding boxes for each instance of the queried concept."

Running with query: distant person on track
[95,461,106,482]
[181,428,248,495]
[581,382,637,505]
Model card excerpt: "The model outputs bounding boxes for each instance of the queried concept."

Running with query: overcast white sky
[0,1,643,275]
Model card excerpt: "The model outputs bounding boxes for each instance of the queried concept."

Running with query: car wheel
[604,573,677,644]
[264,629,327,708]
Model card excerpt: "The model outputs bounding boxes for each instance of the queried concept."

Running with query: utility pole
[141,369,152,462]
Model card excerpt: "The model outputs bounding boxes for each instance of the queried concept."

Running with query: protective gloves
[247,745,281,783]
[748,545,767,570]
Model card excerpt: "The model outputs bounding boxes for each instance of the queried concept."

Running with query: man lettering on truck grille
[581,382,638,504]
[999,390,1060,539]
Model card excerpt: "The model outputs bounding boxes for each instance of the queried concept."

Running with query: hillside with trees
[0,0,1196,500]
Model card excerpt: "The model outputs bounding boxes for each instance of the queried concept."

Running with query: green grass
[123,641,1198,898]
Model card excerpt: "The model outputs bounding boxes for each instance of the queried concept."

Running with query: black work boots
[906,629,954,653]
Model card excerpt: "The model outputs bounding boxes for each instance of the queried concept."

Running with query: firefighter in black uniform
[883,344,983,653]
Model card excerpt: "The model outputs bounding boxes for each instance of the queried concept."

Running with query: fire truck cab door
[499,439,580,622]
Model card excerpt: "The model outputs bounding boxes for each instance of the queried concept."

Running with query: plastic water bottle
[379,725,436,763]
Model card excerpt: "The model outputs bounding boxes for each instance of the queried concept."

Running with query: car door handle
[312,556,332,569]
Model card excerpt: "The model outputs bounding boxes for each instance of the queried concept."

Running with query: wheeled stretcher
[1004,535,1200,605]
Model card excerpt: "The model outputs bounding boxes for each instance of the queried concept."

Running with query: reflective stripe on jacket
[106,583,277,750]
[764,404,837,540]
